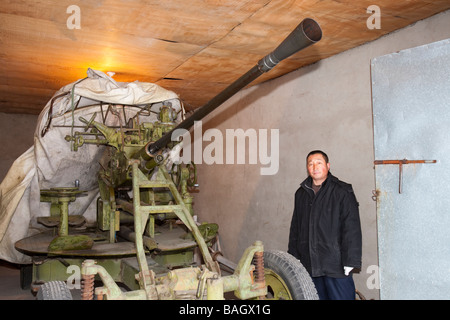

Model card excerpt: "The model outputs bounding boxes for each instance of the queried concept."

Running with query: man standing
[288,150,362,300]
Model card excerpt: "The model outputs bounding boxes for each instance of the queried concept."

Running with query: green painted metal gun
[60,18,322,300]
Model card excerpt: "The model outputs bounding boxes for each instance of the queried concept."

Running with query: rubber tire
[264,250,318,300]
[37,281,73,300]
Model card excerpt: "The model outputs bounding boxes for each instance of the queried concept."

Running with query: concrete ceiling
[1,0,449,115]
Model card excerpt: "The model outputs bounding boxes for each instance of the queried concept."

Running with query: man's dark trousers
[312,275,355,300]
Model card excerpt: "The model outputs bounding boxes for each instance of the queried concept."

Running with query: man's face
[307,153,330,185]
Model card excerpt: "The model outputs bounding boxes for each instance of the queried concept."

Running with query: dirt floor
[0,260,35,300]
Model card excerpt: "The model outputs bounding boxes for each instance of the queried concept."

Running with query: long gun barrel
[147,18,322,156]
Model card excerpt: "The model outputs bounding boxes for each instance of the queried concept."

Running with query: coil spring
[253,251,265,284]
[81,274,95,300]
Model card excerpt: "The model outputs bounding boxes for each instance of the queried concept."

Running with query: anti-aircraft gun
[16,18,322,300]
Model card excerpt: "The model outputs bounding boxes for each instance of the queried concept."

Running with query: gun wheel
[263,250,318,300]
[36,281,73,300]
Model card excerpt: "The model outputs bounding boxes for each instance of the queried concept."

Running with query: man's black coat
[288,173,362,278]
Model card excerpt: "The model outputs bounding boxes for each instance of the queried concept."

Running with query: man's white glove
[344,266,353,276]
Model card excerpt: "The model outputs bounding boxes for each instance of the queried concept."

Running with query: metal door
[371,39,450,299]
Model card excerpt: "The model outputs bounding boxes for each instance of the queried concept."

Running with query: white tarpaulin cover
[0,69,180,263]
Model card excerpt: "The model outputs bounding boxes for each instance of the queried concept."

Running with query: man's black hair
[306,150,329,163]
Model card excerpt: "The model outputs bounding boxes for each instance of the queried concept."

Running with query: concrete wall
[192,10,450,300]
[0,113,37,181]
